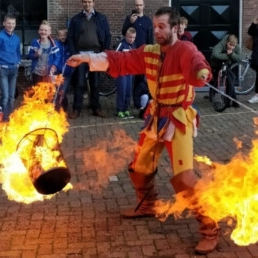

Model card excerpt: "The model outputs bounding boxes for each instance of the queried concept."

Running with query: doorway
[173,0,240,61]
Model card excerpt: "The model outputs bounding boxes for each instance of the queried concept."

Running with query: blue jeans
[73,63,100,113]
[0,66,19,121]
[115,75,133,112]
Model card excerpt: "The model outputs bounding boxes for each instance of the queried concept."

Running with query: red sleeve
[178,41,212,86]
[105,46,146,78]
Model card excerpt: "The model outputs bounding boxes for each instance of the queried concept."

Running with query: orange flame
[155,138,258,246]
[0,75,72,204]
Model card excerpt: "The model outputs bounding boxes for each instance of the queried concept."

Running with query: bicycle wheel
[211,75,230,112]
[230,60,256,95]
[99,72,116,96]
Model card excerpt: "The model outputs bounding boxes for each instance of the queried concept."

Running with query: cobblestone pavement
[1,87,258,258]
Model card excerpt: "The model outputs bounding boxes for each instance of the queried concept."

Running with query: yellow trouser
[129,116,194,175]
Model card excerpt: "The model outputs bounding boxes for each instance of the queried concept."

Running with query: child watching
[115,27,136,119]
[210,34,241,107]
[0,14,21,122]
[55,28,73,112]
[178,17,192,42]
[28,20,60,85]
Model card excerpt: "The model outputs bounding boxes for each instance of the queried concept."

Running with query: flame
[155,138,258,246]
[0,75,72,204]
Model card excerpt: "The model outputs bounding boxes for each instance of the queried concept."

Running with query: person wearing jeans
[115,27,136,119]
[67,0,111,119]
[0,14,21,122]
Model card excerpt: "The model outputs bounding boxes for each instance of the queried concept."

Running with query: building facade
[0,0,256,56]
[49,0,257,57]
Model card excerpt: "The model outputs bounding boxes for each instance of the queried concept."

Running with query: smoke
[74,129,136,193]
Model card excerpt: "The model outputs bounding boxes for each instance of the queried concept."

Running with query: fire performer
[67,6,218,254]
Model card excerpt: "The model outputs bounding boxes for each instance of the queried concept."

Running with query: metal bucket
[16,128,71,195]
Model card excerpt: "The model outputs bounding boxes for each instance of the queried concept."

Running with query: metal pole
[21,0,25,57]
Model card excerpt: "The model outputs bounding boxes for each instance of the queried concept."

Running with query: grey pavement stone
[1,90,258,257]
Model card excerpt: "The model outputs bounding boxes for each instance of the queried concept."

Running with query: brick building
[48,0,169,46]
[46,0,257,49]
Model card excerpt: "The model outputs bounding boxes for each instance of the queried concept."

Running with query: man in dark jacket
[67,0,111,118]
[122,0,153,107]
[121,0,153,48]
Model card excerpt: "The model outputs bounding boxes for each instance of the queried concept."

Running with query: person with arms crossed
[247,17,258,104]
[0,14,21,122]
[67,0,111,119]
[67,6,219,255]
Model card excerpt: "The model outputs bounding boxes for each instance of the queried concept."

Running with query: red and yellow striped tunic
[106,40,212,133]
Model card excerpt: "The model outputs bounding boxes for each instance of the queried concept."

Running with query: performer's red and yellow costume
[107,41,210,176]
[105,41,218,254]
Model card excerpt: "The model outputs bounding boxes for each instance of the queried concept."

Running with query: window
[0,0,47,57]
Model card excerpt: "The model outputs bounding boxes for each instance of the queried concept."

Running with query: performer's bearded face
[153,15,174,46]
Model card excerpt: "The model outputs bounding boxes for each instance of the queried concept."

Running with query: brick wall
[48,0,169,46]
[48,0,255,49]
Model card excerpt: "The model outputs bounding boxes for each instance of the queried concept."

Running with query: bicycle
[210,62,235,112]
[98,36,123,97]
[230,55,256,95]
[98,72,116,96]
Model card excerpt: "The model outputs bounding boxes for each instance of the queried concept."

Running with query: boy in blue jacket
[0,14,21,122]
[55,28,73,112]
[115,27,136,119]
[28,20,60,85]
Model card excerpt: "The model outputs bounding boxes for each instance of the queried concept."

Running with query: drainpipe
[22,0,25,57]
[239,0,243,47]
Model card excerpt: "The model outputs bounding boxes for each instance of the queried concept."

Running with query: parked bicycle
[231,55,256,95]
[98,72,116,96]
[209,55,257,112]
[209,62,235,112]
[98,36,122,97]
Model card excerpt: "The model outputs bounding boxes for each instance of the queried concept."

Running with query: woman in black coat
[247,17,258,103]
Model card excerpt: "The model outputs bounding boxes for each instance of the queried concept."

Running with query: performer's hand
[66,54,90,67]
[197,68,210,82]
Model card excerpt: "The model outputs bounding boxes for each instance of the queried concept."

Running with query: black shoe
[69,110,79,119]
[139,109,145,119]
[93,109,105,118]
[226,102,231,108]
[232,102,240,108]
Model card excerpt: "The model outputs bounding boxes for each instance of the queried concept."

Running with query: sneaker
[248,95,258,104]
[117,111,126,119]
[139,109,145,119]
[232,102,240,108]
[123,111,134,118]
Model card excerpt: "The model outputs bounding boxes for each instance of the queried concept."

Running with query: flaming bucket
[16,128,71,195]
